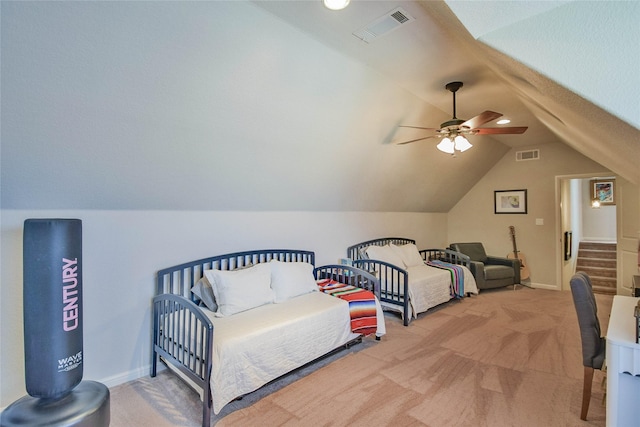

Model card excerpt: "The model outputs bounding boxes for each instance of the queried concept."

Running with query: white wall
[0,209,446,407]
[560,178,582,290]
[0,0,506,214]
[447,142,613,289]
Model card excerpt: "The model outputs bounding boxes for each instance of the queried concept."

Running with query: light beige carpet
[110,287,612,426]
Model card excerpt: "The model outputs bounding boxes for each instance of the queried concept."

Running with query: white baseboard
[581,238,617,243]
[527,282,559,291]
[98,364,160,389]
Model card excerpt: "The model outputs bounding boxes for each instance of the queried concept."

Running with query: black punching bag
[23,218,83,398]
[0,218,110,427]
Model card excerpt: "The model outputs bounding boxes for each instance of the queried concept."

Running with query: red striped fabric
[317,279,377,336]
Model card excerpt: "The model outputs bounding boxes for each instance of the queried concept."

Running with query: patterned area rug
[110,338,376,426]
[110,287,612,426]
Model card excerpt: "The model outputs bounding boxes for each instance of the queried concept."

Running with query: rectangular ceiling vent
[352,7,415,43]
[516,149,540,162]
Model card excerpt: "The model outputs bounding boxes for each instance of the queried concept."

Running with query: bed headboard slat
[347,237,416,260]
[156,249,315,300]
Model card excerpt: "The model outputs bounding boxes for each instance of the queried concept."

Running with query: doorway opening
[558,175,617,293]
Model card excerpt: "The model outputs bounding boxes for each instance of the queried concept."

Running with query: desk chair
[569,272,606,421]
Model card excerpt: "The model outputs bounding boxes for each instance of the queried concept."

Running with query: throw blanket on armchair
[426,260,465,298]
[317,279,378,336]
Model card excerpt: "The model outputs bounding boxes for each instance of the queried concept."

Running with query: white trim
[98,365,155,388]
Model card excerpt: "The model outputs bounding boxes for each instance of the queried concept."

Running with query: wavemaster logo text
[58,351,82,372]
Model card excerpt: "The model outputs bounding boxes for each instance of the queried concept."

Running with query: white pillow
[270,260,318,303]
[191,277,218,312]
[390,243,425,268]
[204,263,274,317]
[365,244,405,268]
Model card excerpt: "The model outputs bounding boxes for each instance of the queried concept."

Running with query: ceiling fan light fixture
[323,0,350,10]
[396,82,528,148]
[454,135,472,152]
[437,137,455,154]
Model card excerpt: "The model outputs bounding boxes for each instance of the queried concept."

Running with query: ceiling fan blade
[395,135,437,145]
[474,126,528,135]
[398,125,438,131]
[460,110,503,130]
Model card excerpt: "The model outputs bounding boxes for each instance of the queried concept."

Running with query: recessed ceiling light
[323,0,350,10]
[496,119,511,125]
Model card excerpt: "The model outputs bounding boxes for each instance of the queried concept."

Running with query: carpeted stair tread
[576,242,616,295]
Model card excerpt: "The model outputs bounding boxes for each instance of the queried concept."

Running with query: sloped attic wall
[447,0,640,129]
[444,0,640,185]
[0,1,508,213]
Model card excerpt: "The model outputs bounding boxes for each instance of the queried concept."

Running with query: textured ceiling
[255,0,640,184]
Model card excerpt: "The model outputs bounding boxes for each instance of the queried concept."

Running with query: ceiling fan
[396,81,528,153]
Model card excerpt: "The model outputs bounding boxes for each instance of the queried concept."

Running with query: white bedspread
[202,291,384,414]
[381,264,478,320]
[405,264,451,317]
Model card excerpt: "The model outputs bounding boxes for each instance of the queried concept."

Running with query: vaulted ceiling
[1,1,638,212]
[254,0,639,182]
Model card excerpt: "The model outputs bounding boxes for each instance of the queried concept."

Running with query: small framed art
[494,189,527,214]
[590,179,615,205]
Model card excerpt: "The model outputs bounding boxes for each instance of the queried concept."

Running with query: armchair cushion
[484,265,514,280]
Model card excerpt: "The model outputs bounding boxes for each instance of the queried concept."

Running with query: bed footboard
[152,293,213,427]
[351,259,410,326]
[347,238,414,326]
[314,264,383,339]
[420,248,471,268]
[313,264,380,297]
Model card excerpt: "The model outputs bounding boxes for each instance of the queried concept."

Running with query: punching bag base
[0,381,110,427]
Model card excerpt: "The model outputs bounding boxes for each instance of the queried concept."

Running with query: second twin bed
[347,237,478,325]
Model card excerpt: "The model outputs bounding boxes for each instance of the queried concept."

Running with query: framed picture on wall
[590,179,616,205]
[494,189,527,214]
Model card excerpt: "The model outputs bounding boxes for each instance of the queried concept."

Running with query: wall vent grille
[516,149,540,161]
[352,8,415,43]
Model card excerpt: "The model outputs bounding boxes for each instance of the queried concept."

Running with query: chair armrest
[486,256,516,267]
[467,260,486,288]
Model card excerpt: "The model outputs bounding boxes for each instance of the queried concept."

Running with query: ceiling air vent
[352,7,415,43]
[516,149,540,161]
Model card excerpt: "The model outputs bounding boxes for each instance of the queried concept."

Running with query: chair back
[569,272,605,369]
[449,242,488,263]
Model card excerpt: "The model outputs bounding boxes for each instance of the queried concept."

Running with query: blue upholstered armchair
[448,242,520,290]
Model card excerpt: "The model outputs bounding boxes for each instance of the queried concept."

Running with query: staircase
[576,241,617,295]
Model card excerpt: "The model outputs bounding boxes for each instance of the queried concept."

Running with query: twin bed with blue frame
[347,237,477,326]
[151,248,383,427]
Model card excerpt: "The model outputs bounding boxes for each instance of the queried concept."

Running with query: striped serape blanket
[426,260,465,298]
[317,279,377,336]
